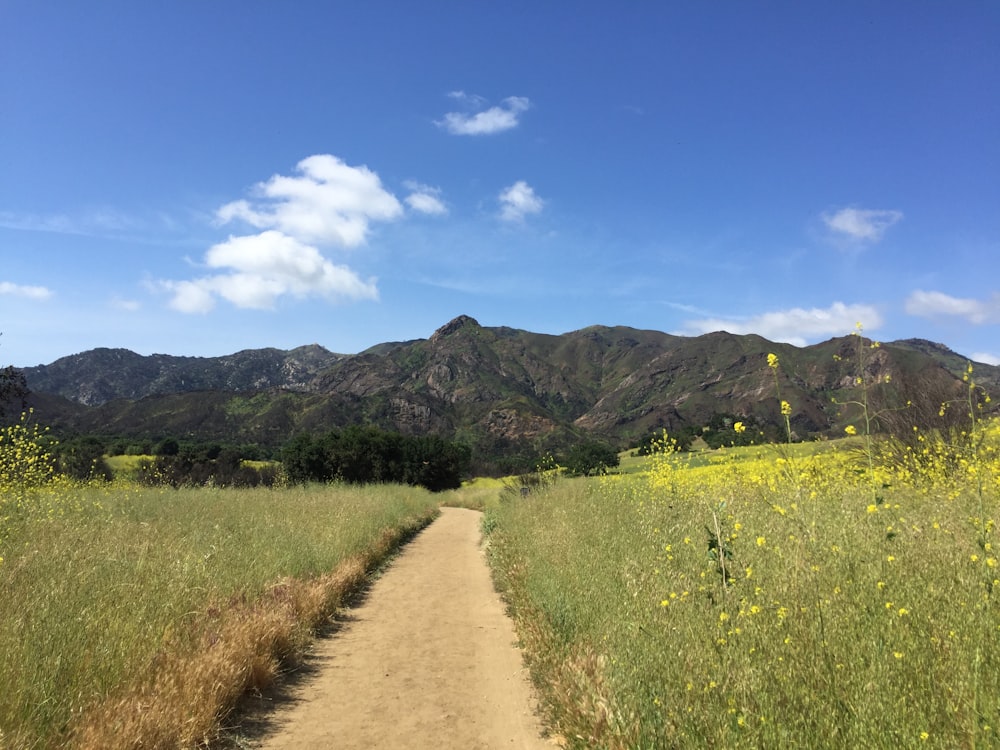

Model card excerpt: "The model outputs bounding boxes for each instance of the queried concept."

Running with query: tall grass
[0,480,439,749]
[486,426,1000,748]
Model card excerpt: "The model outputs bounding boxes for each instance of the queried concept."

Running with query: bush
[563,440,620,477]
[56,436,113,481]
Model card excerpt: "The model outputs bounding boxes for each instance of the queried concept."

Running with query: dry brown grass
[68,521,426,749]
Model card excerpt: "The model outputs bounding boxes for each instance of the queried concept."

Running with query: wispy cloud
[110,297,141,312]
[822,206,903,243]
[905,290,1000,324]
[498,181,544,222]
[0,281,53,300]
[0,208,141,237]
[662,300,716,317]
[973,352,1000,366]
[160,230,377,313]
[675,302,882,346]
[403,181,448,216]
[437,92,531,136]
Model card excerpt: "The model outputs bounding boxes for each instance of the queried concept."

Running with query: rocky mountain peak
[431,315,480,341]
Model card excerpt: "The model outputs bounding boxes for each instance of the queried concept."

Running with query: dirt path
[251,507,552,749]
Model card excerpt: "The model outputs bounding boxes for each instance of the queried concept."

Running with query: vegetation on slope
[20,319,998,476]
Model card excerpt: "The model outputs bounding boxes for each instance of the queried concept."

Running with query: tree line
[281,425,471,492]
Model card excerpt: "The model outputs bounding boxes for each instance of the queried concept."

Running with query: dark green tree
[282,433,332,483]
[0,364,29,419]
[57,436,113,481]
[155,437,180,456]
[634,427,696,455]
[281,426,470,491]
[564,440,620,477]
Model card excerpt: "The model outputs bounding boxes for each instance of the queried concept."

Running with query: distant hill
[24,344,343,406]
[19,316,999,464]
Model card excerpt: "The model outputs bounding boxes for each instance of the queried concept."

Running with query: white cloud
[403,181,448,216]
[0,281,53,300]
[498,181,544,222]
[216,154,403,247]
[822,207,903,242]
[676,302,883,346]
[163,279,217,314]
[447,90,486,106]
[437,94,531,136]
[0,208,155,239]
[162,231,378,313]
[162,154,404,313]
[973,352,1000,366]
[110,297,141,312]
[0,212,79,234]
[904,290,1000,324]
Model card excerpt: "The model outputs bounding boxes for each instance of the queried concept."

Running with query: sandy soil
[249,507,553,749]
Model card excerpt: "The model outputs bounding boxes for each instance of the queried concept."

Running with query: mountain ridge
[19,316,999,464]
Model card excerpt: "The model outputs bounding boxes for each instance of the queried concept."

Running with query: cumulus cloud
[437,92,531,135]
[498,181,544,222]
[822,206,903,243]
[163,279,217,314]
[403,181,448,216]
[904,290,1000,324]
[161,154,407,313]
[675,302,883,346]
[0,281,53,300]
[973,352,1000,366]
[162,230,378,313]
[216,154,403,247]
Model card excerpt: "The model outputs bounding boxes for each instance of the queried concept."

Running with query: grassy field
[3,346,997,749]
[0,477,439,749]
[485,426,1000,749]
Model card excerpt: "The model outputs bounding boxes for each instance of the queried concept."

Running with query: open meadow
[3,344,999,749]
[0,435,440,750]
[485,420,1000,749]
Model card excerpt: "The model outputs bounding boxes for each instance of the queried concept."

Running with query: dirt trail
[252,507,552,749]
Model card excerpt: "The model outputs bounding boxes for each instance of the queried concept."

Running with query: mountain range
[20,315,999,463]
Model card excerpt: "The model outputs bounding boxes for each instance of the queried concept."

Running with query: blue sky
[2,2,998,368]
